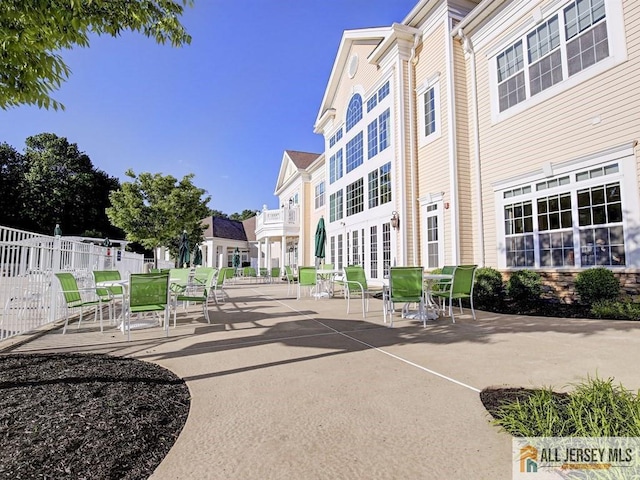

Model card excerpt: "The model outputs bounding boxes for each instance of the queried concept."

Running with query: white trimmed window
[314,181,325,209]
[492,0,625,117]
[329,149,343,184]
[346,178,364,216]
[416,74,441,146]
[368,162,392,208]
[346,132,364,173]
[329,190,343,222]
[495,146,637,269]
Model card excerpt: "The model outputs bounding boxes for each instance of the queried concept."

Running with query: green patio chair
[428,265,456,313]
[384,267,426,328]
[55,272,112,334]
[93,270,124,322]
[210,267,230,304]
[126,272,171,341]
[270,267,281,283]
[297,267,318,299]
[431,265,477,323]
[173,267,216,325]
[243,266,257,282]
[169,268,191,294]
[284,265,298,296]
[193,267,214,286]
[344,266,373,318]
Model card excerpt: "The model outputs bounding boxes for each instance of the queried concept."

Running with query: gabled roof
[285,150,320,170]
[202,216,247,241]
[313,27,389,134]
[274,150,322,196]
[242,216,256,242]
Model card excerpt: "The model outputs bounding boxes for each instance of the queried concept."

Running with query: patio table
[381,272,452,322]
[96,279,163,332]
[314,269,342,298]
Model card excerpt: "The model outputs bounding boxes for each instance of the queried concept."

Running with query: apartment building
[258,0,640,294]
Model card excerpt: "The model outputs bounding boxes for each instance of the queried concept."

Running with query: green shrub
[473,267,505,310]
[575,267,620,305]
[492,376,640,438]
[591,300,640,320]
[506,270,542,304]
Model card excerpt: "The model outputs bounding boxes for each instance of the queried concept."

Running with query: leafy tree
[106,170,211,264]
[0,142,26,228]
[1,0,193,110]
[229,209,257,221]
[210,209,228,219]
[19,133,120,236]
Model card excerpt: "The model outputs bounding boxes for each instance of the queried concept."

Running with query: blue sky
[2,0,418,215]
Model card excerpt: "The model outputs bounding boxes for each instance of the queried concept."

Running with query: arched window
[345,94,363,132]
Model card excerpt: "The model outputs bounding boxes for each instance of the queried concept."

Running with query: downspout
[397,57,408,266]
[458,27,485,266]
[445,17,460,265]
[409,32,422,265]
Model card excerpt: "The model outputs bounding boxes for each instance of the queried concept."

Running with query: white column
[281,235,287,267]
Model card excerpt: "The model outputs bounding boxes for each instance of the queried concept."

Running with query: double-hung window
[417,74,441,145]
[346,179,364,216]
[367,120,378,159]
[329,190,343,222]
[329,150,343,184]
[495,0,619,115]
[314,181,325,209]
[368,162,392,209]
[378,109,390,151]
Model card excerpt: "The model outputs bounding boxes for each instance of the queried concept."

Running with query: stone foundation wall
[500,270,640,304]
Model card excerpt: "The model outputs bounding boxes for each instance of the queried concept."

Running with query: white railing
[0,225,145,341]
[255,207,299,229]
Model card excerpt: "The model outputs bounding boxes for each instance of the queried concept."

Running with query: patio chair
[55,272,112,334]
[193,267,215,286]
[284,265,298,296]
[210,268,228,304]
[173,267,216,325]
[384,267,426,328]
[259,268,269,282]
[343,265,373,318]
[125,272,171,341]
[297,267,318,300]
[270,267,281,283]
[431,265,477,322]
[428,265,456,312]
[93,270,124,321]
[169,268,191,293]
[243,267,257,282]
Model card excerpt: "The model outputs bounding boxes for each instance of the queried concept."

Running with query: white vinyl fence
[0,225,145,341]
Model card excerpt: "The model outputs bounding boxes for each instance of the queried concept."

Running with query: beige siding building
[260,0,640,295]
[457,0,640,294]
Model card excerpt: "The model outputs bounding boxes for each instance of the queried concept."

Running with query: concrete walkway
[6,281,640,479]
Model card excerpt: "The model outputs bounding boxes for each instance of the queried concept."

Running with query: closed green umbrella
[193,246,203,266]
[232,247,240,269]
[178,231,190,268]
[314,217,326,265]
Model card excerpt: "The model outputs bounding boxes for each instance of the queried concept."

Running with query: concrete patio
[3,280,640,479]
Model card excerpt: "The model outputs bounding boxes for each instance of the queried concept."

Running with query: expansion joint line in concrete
[260,291,481,394]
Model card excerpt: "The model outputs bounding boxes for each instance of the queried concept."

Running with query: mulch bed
[480,386,569,420]
[0,353,190,480]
